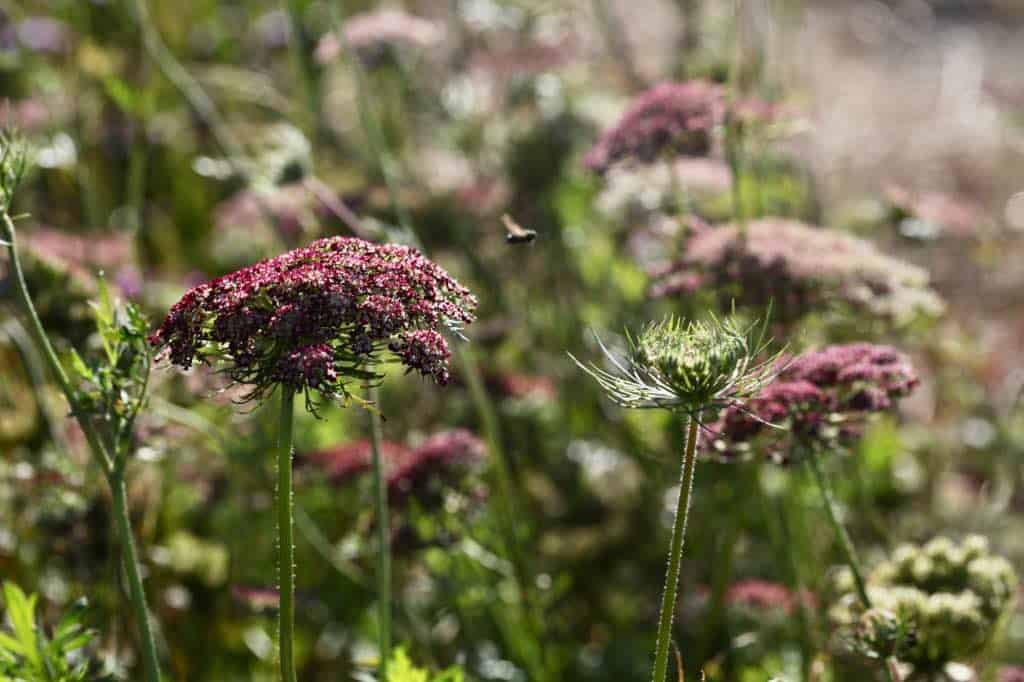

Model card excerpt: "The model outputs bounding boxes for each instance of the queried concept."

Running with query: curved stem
[805,447,871,609]
[277,389,297,682]
[368,386,391,679]
[3,211,162,681]
[1,212,113,473]
[111,476,162,682]
[652,417,700,682]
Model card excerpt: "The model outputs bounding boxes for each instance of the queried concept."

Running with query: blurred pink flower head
[584,81,725,174]
[314,9,443,65]
[649,218,944,326]
[387,429,486,500]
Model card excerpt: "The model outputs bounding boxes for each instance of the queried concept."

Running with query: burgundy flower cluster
[583,81,725,174]
[149,237,477,408]
[302,429,486,502]
[705,343,918,463]
[648,218,944,326]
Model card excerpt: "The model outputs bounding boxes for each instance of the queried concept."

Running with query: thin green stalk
[281,0,320,134]
[804,447,871,609]
[3,211,162,682]
[326,1,414,238]
[1,213,112,472]
[458,348,548,681]
[111,475,162,682]
[367,385,391,680]
[775,497,814,681]
[277,389,298,682]
[652,417,700,682]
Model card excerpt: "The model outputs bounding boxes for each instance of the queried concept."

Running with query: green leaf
[1,582,40,669]
[387,648,428,682]
[0,632,25,657]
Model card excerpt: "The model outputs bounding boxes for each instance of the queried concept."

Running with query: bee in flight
[502,214,536,245]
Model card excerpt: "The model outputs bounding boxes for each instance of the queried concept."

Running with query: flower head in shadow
[571,314,783,419]
[149,236,476,412]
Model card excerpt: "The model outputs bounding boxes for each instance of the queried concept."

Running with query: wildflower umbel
[149,236,477,410]
[648,218,944,326]
[584,81,725,174]
[571,314,783,418]
[706,343,919,463]
[831,535,1019,672]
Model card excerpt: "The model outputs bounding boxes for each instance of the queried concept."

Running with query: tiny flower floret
[149,236,477,408]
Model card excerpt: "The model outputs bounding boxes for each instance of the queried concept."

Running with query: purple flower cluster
[649,218,944,325]
[584,81,725,174]
[149,237,477,408]
[705,343,918,463]
[387,429,486,501]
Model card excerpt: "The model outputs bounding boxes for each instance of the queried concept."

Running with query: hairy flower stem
[805,447,871,609]
[652,417,700,682]
[111,475,162,682]
[2,211,162,682]
[368,385,391,680]
[277,389,298,682]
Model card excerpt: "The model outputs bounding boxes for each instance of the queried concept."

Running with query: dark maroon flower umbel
[149,237,477,409]
[705,343,918,463]
[584,81,725,174]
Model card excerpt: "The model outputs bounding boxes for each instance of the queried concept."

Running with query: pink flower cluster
[302,429,486,502]
[314,9,443,65]
[725,579,814,615]
[649,218,944,325]
[149,237,477,407]
[584,81,725,174]
[705,343,918,463]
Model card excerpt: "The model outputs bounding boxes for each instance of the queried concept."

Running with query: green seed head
[572,313,782,415]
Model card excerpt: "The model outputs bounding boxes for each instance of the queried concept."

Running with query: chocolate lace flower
[584,81,725,174]
[149,236,477,410]
[649,218,944,326]
[706,343,918,463]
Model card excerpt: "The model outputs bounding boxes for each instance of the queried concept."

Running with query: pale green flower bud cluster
[830,535,1018,672]
[572,314,782,414]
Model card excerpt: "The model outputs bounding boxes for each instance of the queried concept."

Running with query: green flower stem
[277,389,298,682]
[652,417,700,682]
[805,446,871,609]
[458,348,548,681]
[3,211,162,682]
[368,386,391,680]
[111,475,162,682]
